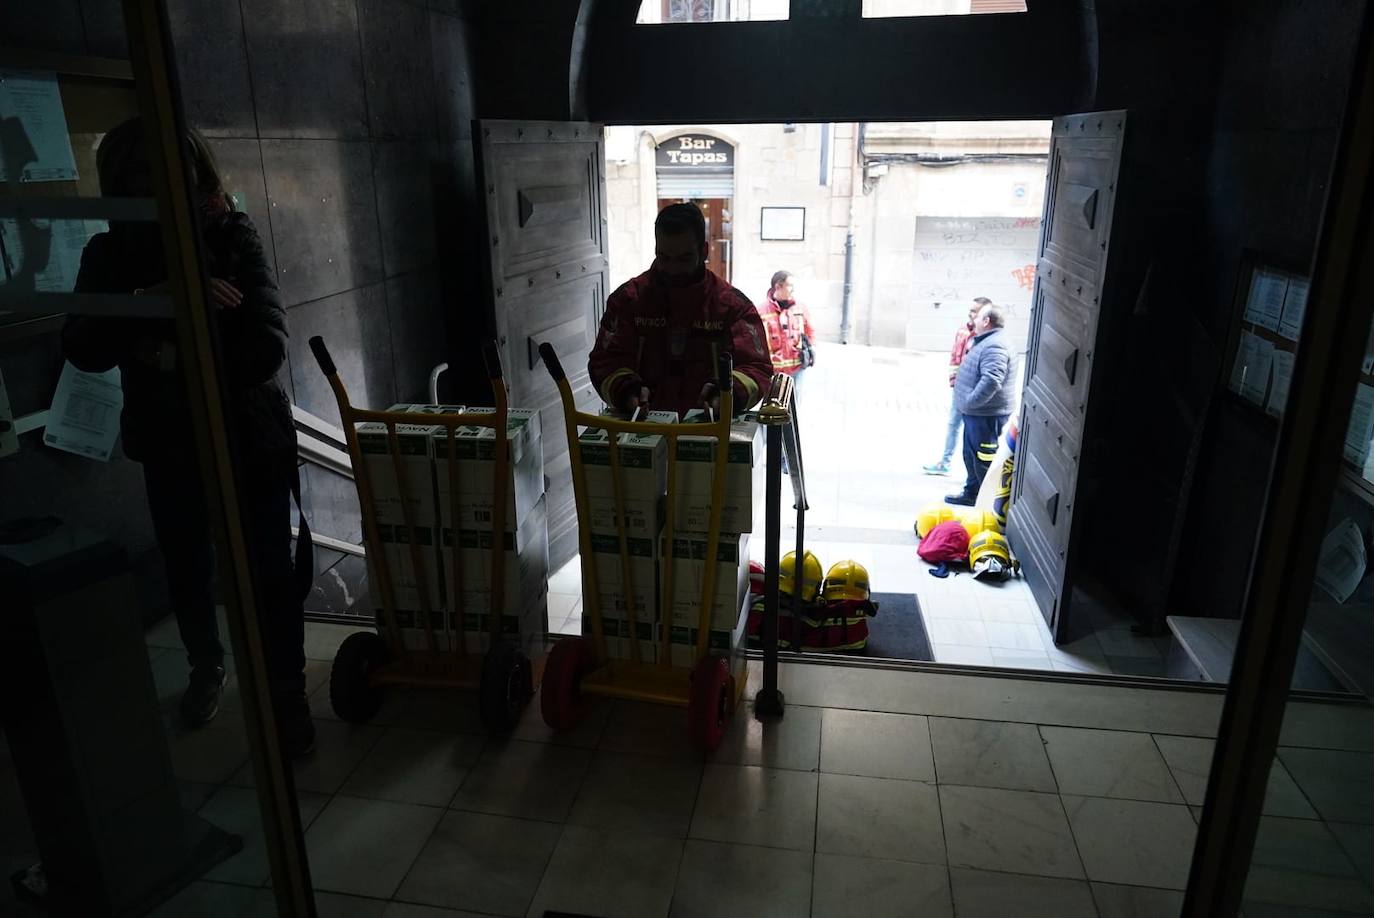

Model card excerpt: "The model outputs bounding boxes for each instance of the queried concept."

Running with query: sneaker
[180,665,227,727]
[944,492,977,507]
[922,461,950,475]
[275,691,316,759]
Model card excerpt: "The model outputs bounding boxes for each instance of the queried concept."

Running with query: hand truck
[308,335,536,733]
[536,343,748,752]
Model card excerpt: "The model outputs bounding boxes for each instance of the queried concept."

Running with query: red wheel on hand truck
[688,655,733,753]
[541,637,593,731]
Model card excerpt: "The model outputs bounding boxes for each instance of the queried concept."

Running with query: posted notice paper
[1229,331,1274,404]
[1243,269,1288,333]
[0,70,78,183]
[43,361,122,461]
[1266,350,1295,419]
[1278,278,1310,341]
[1344,383,1374,468]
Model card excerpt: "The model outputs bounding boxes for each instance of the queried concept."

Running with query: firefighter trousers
[960,413,1009,498]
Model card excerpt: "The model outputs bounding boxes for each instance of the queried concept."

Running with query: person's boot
[181,664,227,727]
[944,492,977,507]
[275,690,316,759]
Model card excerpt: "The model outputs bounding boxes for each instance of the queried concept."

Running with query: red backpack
[918,520,970,563]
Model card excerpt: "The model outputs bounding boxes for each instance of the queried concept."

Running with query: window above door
[636,0,789,24]
[863,0,1026,16]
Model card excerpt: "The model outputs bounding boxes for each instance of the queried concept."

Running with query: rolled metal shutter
[656,171,734,198]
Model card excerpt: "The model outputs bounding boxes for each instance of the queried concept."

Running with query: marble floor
[5,619,1373,917]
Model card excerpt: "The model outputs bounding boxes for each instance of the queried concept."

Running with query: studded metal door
[476,120,608,572]
[1008,111,1127,641]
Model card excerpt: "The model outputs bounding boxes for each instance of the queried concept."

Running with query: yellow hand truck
[537,343,747,752]
[308,335,535,733]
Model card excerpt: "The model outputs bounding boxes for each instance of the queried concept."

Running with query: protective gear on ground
[822,560,870,602]
[915,503,956,538]
[918,520,971,564]
[956,508,1002,539]
[748,560,765,596]
[802,598,877,651]
[781,550,824,602]
[970,530,1016,581]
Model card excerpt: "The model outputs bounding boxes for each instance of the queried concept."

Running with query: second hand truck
[308,335,536,733]
[536,343,747,753]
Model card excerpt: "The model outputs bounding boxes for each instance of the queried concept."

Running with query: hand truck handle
[717,350,734,392]
[481,340,505,383]
[309,335,336,377]
[538,342,566,382]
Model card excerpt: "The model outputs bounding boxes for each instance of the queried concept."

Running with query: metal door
[476,120,608,572]
[1008,111,1126,640]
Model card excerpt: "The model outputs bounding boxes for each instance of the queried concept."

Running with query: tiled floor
[556,343,1169,679]
[6,619,1373,917]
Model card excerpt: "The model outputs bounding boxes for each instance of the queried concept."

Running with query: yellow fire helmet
[780,550,824,602]
[915,503,956,538]
[822,559,871,602]
[957,508,1003,540]
[969,530,1014,580]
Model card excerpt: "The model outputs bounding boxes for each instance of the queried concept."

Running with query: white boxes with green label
[356,405,454,652]
[578,410,677,537]
[668,532,751,667]
[673,410,763,534]
[433,407,543,533]
[583,528,661,662]
[442,494,550,656]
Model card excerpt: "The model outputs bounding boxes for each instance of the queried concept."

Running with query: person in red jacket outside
[757,270,816,379]
[589,203,774,416]
[924,297,991,475]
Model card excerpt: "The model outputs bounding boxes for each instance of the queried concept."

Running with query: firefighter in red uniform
[589,203,774,416]
[756,270,816,377]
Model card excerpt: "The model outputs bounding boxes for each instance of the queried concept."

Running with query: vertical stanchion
[756,422,786,718]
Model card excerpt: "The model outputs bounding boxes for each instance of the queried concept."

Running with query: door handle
[1064,348,1079,386]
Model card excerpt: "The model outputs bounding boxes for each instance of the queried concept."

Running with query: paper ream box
[579,410,676,537]
[443,494,550,629]
[672,411,763,534]
[460,590,548,657]
[668,592,750,669]
[433,407,544,532]
[367,523,447,652]
[355,405,443,527]
[586,617,658,663]
[669,532,750,634]
[581,529,660,659]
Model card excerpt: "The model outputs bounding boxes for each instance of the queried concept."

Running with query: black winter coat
[62,212,295,469]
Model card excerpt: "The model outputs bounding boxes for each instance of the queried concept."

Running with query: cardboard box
[669,532,750,637]
[582,528,660,662]
[355,405,444,527]
[579,410,677,537]
[369,523,447,652]
[672,411,763,534]
[442,494,550,651]
[669,589,751,669]
[433,407,544,533]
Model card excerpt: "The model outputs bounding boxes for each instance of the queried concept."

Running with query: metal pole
[755,423,785,718]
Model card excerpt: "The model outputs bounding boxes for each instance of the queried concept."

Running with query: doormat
[863,592,934,662]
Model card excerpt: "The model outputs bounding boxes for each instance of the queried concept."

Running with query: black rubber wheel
[479,641,533,733]
[330,631,389,723]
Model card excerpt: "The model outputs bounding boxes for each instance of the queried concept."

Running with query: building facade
[604,120,1051,352]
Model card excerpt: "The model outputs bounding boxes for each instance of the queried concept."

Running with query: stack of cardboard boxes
[578,409,761,668]
[356,405,548,656]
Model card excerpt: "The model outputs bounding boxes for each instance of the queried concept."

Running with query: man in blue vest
[947,302,1015,507]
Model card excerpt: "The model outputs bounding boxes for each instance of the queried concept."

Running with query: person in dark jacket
[947,302,1016,507]
[62,119,313,756]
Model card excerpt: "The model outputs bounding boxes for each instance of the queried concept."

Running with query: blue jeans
[941,391,961,464]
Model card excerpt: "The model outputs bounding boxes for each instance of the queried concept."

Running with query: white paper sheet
[1242,338,1274,404]
[1229,330,1255,394]
[1363,324,1374,376]
[0,219,103,292]
[0,70,78,183]
[1316,519,1367,603]
[0,366,17,458]
[1344,383,1374,467]
[42,361,122,461]
[1266,350,1295,418]
[1279,278,1310,341]
[1244,269,1288,332]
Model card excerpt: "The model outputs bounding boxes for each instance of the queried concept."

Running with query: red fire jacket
[589,268,774,416]
[756,291,816,376]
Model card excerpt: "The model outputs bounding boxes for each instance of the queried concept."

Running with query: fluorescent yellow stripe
[732,370,760,407]
[599,368,635,406]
